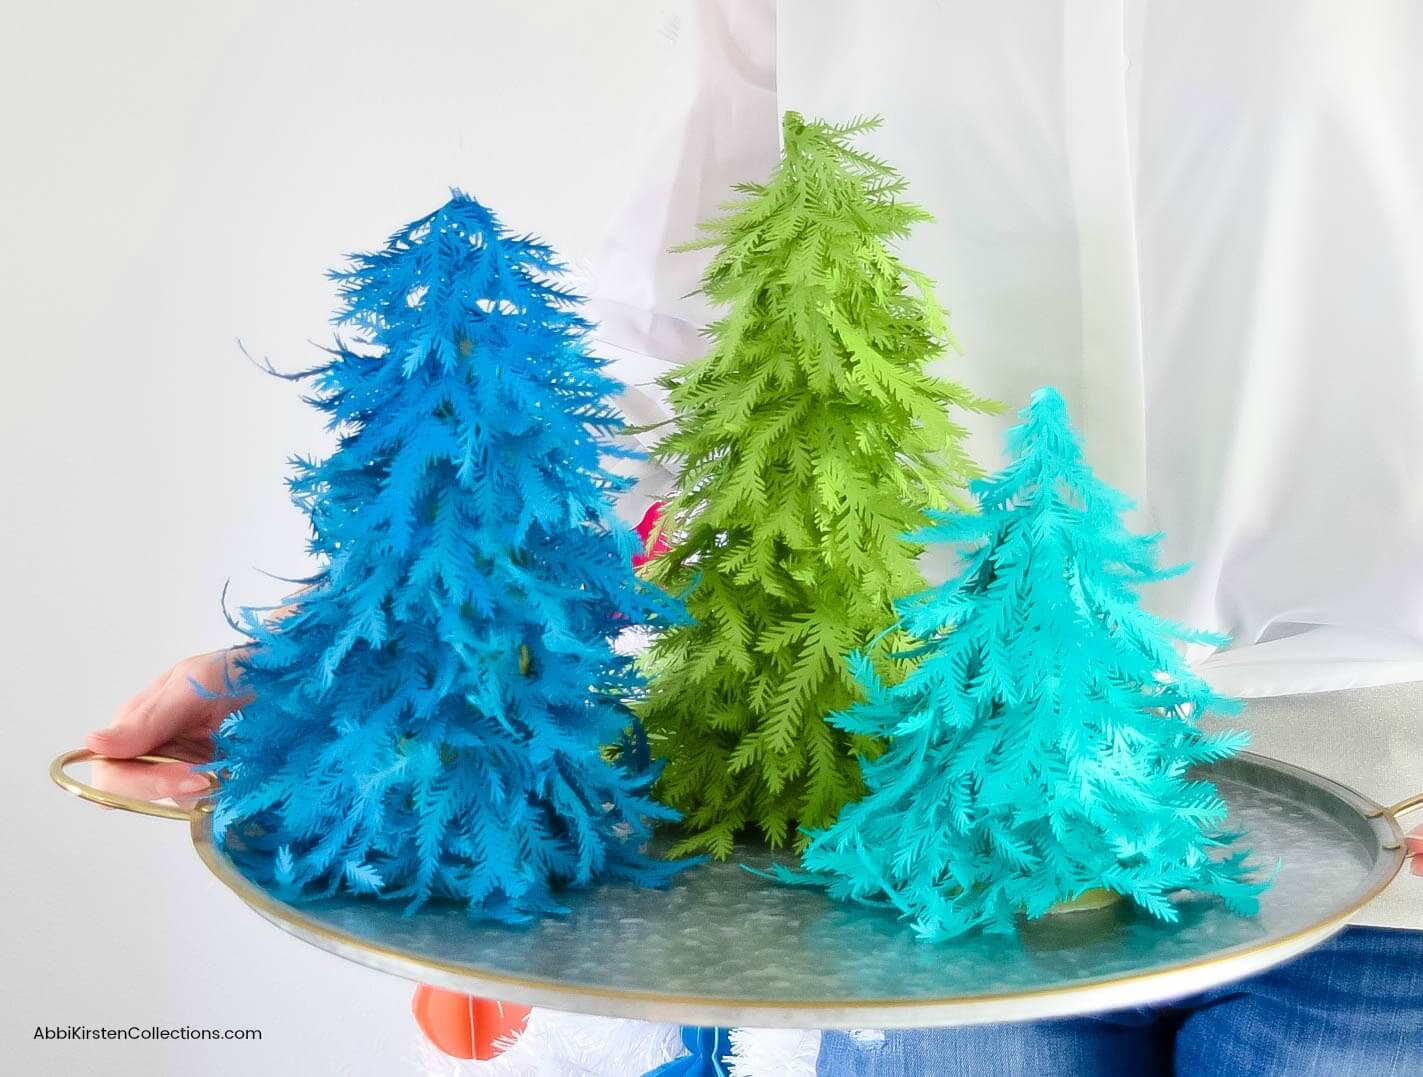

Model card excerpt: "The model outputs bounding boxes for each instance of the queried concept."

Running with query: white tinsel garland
[415,1012,824,1076]
[727,1027,820,1077]
[414,1009,683,1077]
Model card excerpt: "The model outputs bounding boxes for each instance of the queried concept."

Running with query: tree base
[1047,888,1121,915]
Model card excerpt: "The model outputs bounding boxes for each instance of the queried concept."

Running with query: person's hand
[85,650,251,802]
[1408,825,1422,877]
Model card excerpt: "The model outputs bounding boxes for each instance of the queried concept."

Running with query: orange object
[411,985,531,1061]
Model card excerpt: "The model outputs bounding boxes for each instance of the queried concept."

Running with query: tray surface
[193,753,1403,1027]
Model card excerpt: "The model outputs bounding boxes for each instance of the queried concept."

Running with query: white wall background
[0,3,677,1074]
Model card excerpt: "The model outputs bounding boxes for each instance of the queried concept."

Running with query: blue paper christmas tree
[212,190,685,922]
[779,388,1269,940]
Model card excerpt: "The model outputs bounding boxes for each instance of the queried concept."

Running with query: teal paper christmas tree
[640,113,998,858]
[780,388,1269,940]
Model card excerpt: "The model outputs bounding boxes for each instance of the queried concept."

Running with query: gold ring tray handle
[49,748,1422,1029]
[49,748,216,822]
[1387,791,1423,828]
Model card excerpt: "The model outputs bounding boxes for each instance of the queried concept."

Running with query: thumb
[86,719,162,760]
[88,676,221,759]
[89,652,246,760]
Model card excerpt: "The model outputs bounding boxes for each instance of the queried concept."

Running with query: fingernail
[175,776,210,794]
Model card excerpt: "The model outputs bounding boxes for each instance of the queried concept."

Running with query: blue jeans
[817,927,1423,1076]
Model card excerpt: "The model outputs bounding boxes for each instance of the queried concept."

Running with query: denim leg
[816,1011,1168,1077]
[1173,926,1423,1077]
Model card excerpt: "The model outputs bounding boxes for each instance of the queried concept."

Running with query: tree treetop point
[1028,384,1067,414]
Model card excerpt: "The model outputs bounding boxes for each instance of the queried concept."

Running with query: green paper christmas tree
[640,113,999,858]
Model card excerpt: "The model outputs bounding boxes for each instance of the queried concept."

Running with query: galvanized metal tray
[52,749,1419,1028]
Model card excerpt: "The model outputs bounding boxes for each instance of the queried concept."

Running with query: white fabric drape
[590,0,1423,927]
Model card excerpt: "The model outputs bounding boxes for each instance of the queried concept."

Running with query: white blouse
[591,0,1423,927]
